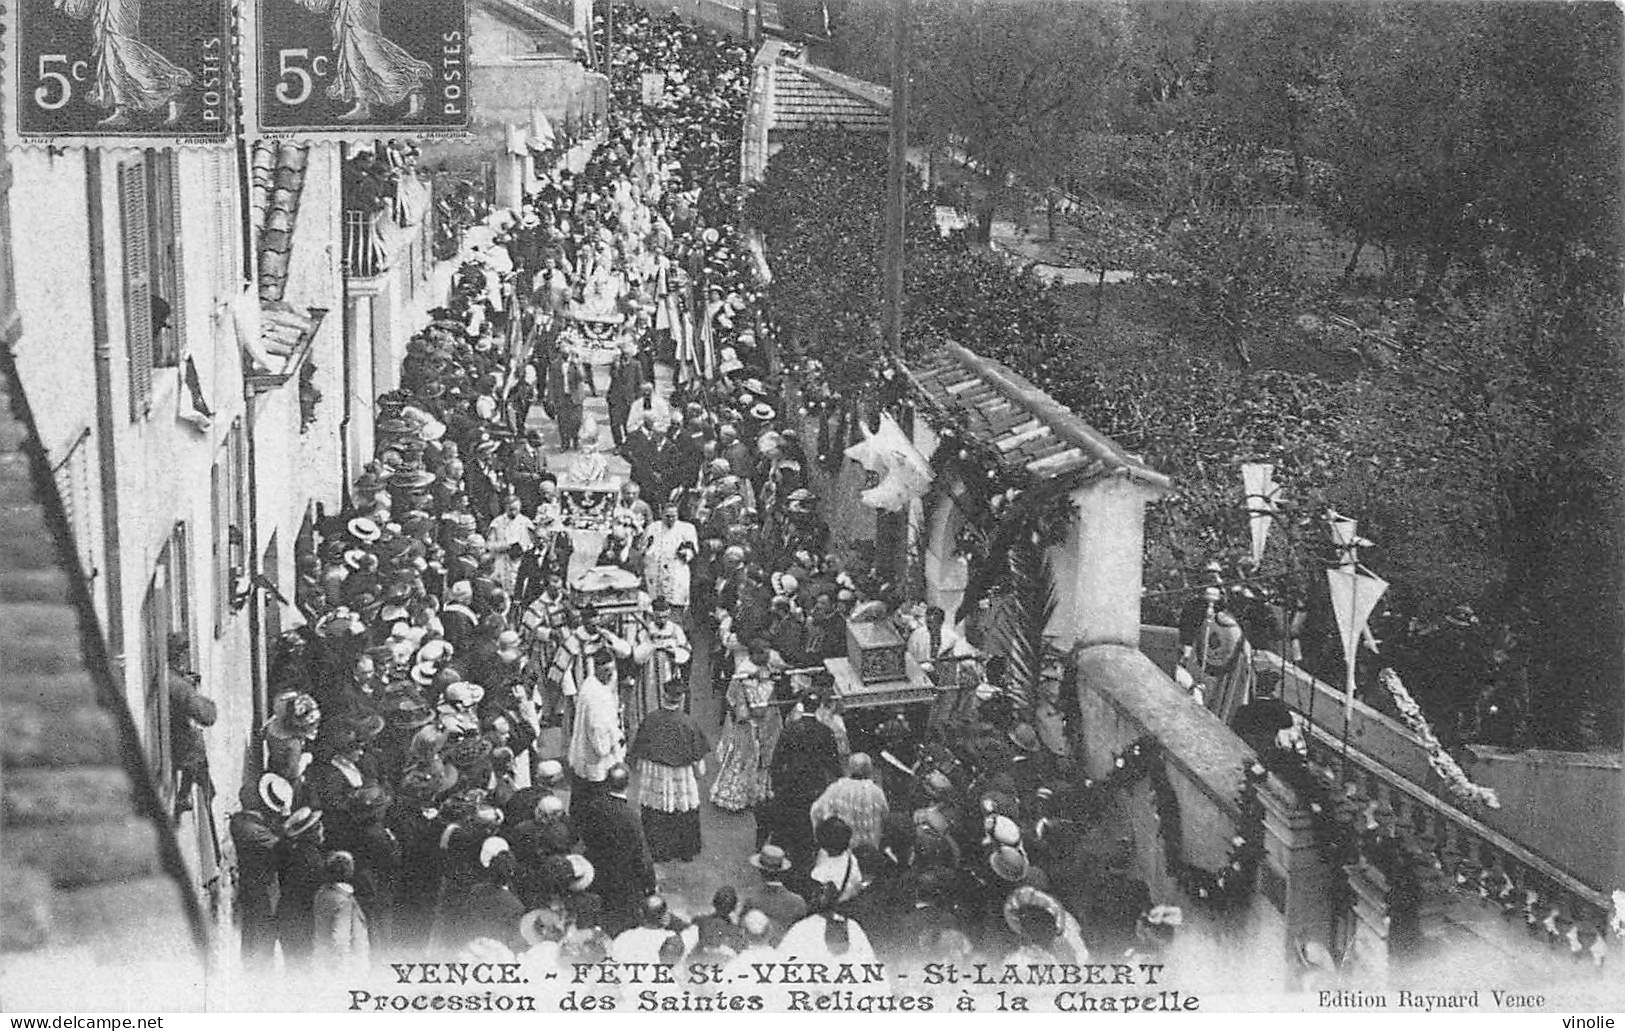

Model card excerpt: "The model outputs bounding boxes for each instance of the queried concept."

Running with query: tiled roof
[251,141,311,303]
[0,353,203,1002]
[905,341,1171,491]
[481,0,578,51]
[768,61,890,132]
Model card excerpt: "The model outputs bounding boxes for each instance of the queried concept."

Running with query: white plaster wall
[13,147,262,941]
[9,149,103,617]
[287,144,346,530]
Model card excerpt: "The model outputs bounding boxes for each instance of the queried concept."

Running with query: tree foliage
[908,0,1127,240]
[800,1,1625,747]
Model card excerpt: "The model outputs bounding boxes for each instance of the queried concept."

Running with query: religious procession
[1,0,1619,1015]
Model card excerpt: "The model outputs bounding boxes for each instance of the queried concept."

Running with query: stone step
[3,765,136,825]
[48,876,199,962]
[5,816,166,890]
[2,693,124,768]
[0,567,74,605]
[0,506,59,573]
[0,668,102,711]
[0,601,89,675]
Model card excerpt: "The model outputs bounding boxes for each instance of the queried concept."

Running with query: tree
[910,0,1126,242]
[1300,2,1622,295]
[1169,216,1304,367]
[1060,201,1159,322]
[1197,2,1359,197]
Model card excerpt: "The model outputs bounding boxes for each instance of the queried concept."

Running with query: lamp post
[882,0,911,356]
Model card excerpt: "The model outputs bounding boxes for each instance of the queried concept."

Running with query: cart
[554,466,624,580]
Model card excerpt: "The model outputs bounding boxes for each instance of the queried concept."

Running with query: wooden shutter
[211,151,241,298]
[211,458,226,637]
[213,419,244,636]
[118,159,154,420]
[162,151,188,365]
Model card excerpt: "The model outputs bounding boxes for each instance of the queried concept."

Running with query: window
[118,151,187,420]
[211,418,246,637]
[141,527,190,807]
[145,150,186,368]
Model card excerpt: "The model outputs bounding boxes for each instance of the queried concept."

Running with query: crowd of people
[228,2,1189,989]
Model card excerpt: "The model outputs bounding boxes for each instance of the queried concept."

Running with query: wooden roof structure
[768,61,891,133]
[904,341,1171,492]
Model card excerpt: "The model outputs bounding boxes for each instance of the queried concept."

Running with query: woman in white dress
[55,0,193,126]
[298,0,432,122]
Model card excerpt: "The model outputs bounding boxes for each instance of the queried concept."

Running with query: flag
[528,107,556,150]
[1326,566,1388,715]
[1327,509,1359,567]
[853,414,933,510]
[843,423,885,473]
[1327,508,1374,568]
[1242,463,1277,564]
[671,293,695,377]
[696,298,723,381]
[873,413,933,497]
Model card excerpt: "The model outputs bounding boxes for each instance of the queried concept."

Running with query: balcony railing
[1256,651,1614,975]
[342,208,389,278]
[342,173,433,279]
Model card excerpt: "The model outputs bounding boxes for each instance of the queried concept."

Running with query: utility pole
[882,0,911,355]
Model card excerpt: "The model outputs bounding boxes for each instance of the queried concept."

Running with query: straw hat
[748,844,791,874]
[283,806,323,838]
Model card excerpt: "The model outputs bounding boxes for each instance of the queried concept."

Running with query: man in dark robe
[765,694,840,869]
[228,775,288,967]
[607,354,642,448]
[626,681,711,862]
[623,414,661,496]
[1230,672,1297,761]
[574,764,657,934]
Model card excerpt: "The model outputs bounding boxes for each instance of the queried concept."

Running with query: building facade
[4,137,348,962]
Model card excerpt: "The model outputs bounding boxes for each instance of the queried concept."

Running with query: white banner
[1242,462,1277,564]
[853,414,934,511]
[1326,566,1388,712]
[1327,508,1360,568]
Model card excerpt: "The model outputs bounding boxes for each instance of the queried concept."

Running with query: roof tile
[901,341,1170,490]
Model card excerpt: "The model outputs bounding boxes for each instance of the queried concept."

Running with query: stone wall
[1073,644,1326,993]
[1263,650,1617,898]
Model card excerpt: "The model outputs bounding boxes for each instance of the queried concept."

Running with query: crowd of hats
[248,159,610,963]
[232,2,1213,977]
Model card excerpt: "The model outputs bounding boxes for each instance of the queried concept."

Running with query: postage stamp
[9,0,235,143]
[253,0,470,134]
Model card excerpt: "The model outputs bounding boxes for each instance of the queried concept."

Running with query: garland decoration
[920,396,1075,621]
[1149,752,1270,912]
[1074,737,1268,916]
[1379,667,1501,809]
[1261,747,1619,966]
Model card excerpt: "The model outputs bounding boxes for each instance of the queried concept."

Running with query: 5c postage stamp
[253,0,470,135]
[9,0,234,143]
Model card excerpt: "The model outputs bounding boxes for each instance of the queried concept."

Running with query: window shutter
[165,153,188,363]
[212,151,241,298]
[211,458,225,637]
[119,160,154,420]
